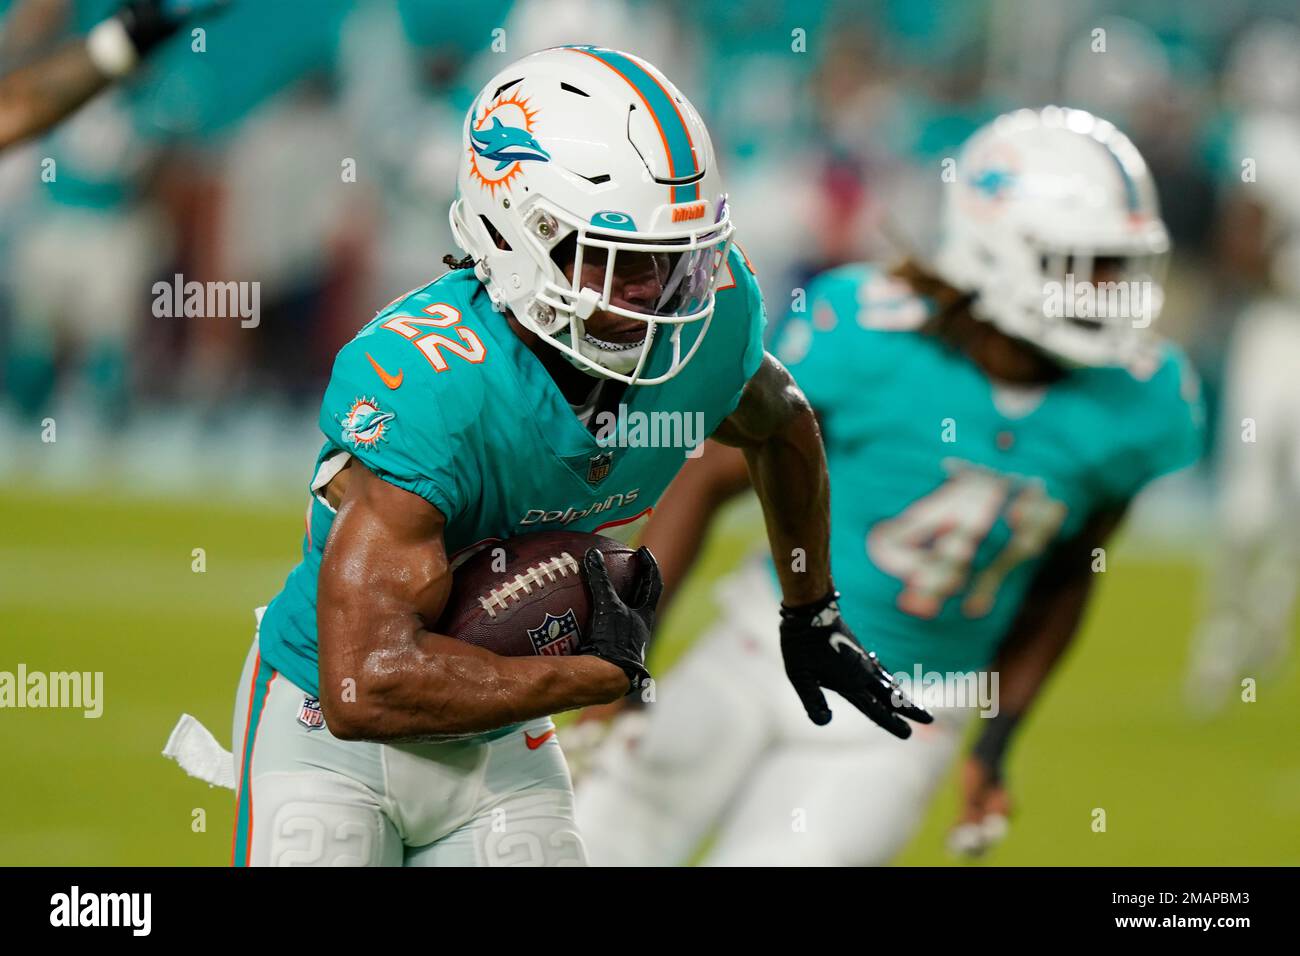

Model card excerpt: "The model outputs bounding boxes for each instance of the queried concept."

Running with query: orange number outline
[382,303,487,372]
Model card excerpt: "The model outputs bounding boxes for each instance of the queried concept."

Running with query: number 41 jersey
[259,248,765,698]
[774,263,1204,676]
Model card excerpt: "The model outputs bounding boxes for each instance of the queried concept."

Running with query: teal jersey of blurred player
[773,263,1204,676]
[259,247,765,698]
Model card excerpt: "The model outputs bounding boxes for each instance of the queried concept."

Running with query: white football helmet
[449,46,734,384]
[933,106,1170,367]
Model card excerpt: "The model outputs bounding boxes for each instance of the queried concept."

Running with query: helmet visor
[537,200,734,326]
[565,226,732,323]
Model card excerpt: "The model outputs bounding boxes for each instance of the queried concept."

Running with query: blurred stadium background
[1,0,1297,865]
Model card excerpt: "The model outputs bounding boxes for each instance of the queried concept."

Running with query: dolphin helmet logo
[467,90,549,196]
[970,167,1016,198]
[958,142,1022,220]
[471,116,551,170]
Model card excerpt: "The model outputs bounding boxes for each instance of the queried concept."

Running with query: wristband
[779,588,839,622]
[86,18,140,77]
[971,710,1022,782]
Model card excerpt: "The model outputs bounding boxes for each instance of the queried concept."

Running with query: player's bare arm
[315,460,634,741]
[712,352,932,735]
[712,352,830,604]
[0,42,106,149]
[0,0,226,151]
[0,0,70,67]
[987,505,1128,717]
[951,504,1126,855]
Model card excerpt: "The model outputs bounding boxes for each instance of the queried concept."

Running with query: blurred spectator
[0,0,1295,500]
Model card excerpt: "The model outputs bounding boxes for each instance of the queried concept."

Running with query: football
[436,531,642,657]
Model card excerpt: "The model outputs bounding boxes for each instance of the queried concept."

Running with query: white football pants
[231,622,586,867]
[1192,296,1300,692]
[574,561,973,866]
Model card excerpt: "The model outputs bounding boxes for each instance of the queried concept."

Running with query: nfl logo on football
[528,610,581,656]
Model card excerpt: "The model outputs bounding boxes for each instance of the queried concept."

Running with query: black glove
[117,0,227,57]
[578,547,660,696]
[780,590,933,737]
[90,0,227,76]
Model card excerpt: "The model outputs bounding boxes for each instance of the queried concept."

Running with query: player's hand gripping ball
[436,531,658,692]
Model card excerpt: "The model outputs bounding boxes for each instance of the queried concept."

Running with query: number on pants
[868,467,1066,619]
[272,813,375,866]
[382,303,487,372]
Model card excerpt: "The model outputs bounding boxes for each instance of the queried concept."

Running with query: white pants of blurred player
[231,617,586,867]
[9,201,165,361]
[574,560,973,866]
[1190,296,1300,700]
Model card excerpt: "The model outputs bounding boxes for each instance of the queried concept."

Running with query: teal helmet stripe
[1094,136,1140,213]
[568,46,701,203]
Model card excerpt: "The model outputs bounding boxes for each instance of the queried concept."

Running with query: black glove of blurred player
[579,547,660,696]
[121,0,229,52]
[780,590,933,737]
[90,0,227,76]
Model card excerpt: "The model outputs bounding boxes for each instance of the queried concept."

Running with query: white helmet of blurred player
[1224,19,1300,115]
[449,46,734,384]
[933,106,1170,367]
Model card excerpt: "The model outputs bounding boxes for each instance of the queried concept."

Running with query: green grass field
[1,485,1296,866]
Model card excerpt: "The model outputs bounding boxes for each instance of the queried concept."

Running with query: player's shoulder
[319,271,498,515]
[714,243,761,308]
[361,269,498,351]
[330,270,501,433]
[774,261,931,369]
[712,244,766,334]
[1088,337,1202,414]
[813,262,932,333]
[706,243,767,382]
[1079,337,1205,489]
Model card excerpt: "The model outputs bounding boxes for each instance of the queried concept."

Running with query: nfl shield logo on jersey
[587,452,613,485]
[527,609,582,656]
[297,695,326,730]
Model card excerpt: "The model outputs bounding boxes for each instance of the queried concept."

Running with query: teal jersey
[259,247,765,697]
[773,264,1204,675]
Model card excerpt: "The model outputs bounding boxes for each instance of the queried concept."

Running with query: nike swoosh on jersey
[524,729,556,750]
[366,352,404,389]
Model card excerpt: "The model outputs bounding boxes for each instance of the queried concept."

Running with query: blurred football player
[575,107,1204,865]
[1186,21,1300,712]
[219,47,927,867]
[0,0,225,150]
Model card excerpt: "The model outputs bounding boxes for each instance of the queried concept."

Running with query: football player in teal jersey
[223,47,928,867]
[575,107,1205,866]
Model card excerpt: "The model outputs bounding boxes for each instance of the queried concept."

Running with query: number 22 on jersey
[382,303,487,371]
[868,464,1067,620]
